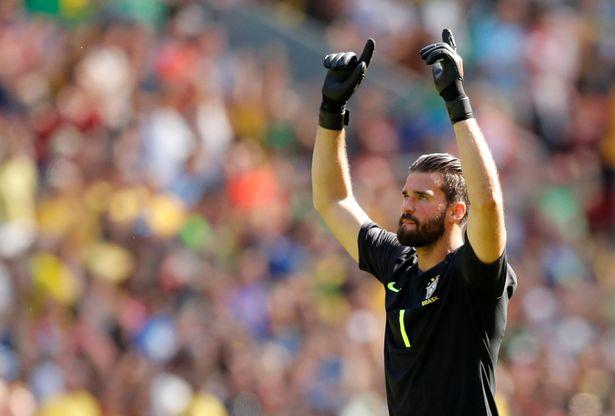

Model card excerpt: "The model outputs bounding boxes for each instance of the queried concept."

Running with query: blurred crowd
[0,0,613,415]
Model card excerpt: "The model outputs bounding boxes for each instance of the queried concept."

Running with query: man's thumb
[341,62,366,92]
[358,39,375,67]
[442,29,457,51]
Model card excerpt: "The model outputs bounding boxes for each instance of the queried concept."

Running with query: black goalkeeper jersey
[358,222,517,416]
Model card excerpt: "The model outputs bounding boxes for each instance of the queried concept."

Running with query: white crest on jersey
[425,275,439,299]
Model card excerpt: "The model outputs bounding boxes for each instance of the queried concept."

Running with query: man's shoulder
[358,221,416,283]
[451,240,517,300]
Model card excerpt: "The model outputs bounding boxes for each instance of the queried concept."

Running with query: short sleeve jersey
[358,222,517,416]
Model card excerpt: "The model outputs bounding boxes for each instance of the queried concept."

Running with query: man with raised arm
[312,30,517,415]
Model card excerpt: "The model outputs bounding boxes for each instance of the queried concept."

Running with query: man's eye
[418,195,428,200]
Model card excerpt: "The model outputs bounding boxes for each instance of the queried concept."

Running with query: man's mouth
[400,217,418,226]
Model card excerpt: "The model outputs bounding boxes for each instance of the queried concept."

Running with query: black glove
[319,39,375,130]
[420,29,473,124]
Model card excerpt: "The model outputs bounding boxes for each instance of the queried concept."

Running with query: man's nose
[401,199,415,214]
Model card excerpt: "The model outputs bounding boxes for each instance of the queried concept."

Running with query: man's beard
[397,208,446,247]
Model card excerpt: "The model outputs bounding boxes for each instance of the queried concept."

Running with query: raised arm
[453,119,505,263]
[420,30,506,263]
[312,40,375,262]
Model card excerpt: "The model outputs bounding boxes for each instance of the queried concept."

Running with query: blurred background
[0,0,613,415]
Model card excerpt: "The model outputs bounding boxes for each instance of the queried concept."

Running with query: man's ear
[448,201,466,223]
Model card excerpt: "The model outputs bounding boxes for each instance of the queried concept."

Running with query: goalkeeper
[312,29,517,416]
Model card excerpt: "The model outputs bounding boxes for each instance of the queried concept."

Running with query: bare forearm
[312,127,354,209]
[454,118,506,261]
[453,119,502,209]
[311,126,369,261]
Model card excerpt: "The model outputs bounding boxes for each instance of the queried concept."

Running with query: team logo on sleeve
[425,275,439,299]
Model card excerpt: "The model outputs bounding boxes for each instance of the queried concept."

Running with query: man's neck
[416,230,464,272]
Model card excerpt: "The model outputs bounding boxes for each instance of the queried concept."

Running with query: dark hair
[409,153,469,222]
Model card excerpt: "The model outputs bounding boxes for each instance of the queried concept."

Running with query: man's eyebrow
[401,189,434,197]
[415,190,434,197]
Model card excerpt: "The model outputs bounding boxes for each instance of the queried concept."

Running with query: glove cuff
[445,96,474,124]
[319,103,349,130]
